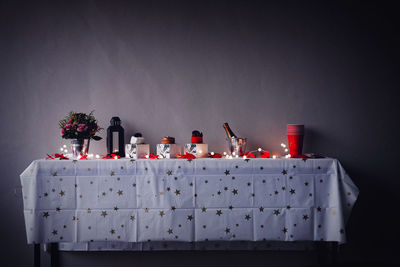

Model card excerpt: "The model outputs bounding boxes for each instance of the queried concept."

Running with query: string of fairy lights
[59,141,291,160]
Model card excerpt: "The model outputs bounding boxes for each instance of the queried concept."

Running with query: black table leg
[50,243,59,267]
[331,242,339,265]
[34,244,40,267]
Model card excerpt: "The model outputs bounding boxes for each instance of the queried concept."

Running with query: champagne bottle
[223,123,237,138]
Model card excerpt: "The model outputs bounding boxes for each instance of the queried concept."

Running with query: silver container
[226,137,247,156]
[71,139,90,159]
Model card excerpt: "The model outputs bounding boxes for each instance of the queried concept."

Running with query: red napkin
[177,153,196,159]
[243,152,256,158]
[148,154,158,159]
[47,154,69,160]
[208,153,222,158]
[261,151,270,158]
[102,154,120,159]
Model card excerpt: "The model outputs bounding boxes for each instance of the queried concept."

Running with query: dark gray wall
[1,0,399,266]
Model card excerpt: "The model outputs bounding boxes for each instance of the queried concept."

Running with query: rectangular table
[20,158,358,253]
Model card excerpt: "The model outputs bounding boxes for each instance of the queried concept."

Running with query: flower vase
[71,139,90,159]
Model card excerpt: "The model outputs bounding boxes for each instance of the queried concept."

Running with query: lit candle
[258,148,262,152]
[114,156,118,160]
[223,152,227,156]
[232,152,236,156]
[95,154,100,159]
[243,155,247,159]
[145,154,149,159]
[211,152,215,156]
[272,155,277,159]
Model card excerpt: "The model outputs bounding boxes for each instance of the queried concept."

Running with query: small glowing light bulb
[145,154,149,159]
[258,148,262,152]
[223,152,227,155]
[272,155,277,159]
[235,155,239,158]
[284,148,288,152]
[225,155,229,158]
[77,155,82,159]
[232,152,236,156]
[288,154,291,158]
[114,156,118,160]
[63,145,67,148]
[199,150,202,154]
[95,154,100,159]
[60,147,64,151]
[281,143,286,148]
[211,152,215,156]
[229,155,233,159]
[243,155,247,159]
[64,149,68,153]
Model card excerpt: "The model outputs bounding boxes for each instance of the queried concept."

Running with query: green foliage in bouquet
[59,111,102,140]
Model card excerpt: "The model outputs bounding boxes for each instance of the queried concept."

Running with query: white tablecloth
[20,158,358,250]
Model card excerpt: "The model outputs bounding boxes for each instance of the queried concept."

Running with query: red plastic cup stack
[287,124,304,158]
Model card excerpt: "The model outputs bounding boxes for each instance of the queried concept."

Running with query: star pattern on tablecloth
[22,158,354,246]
